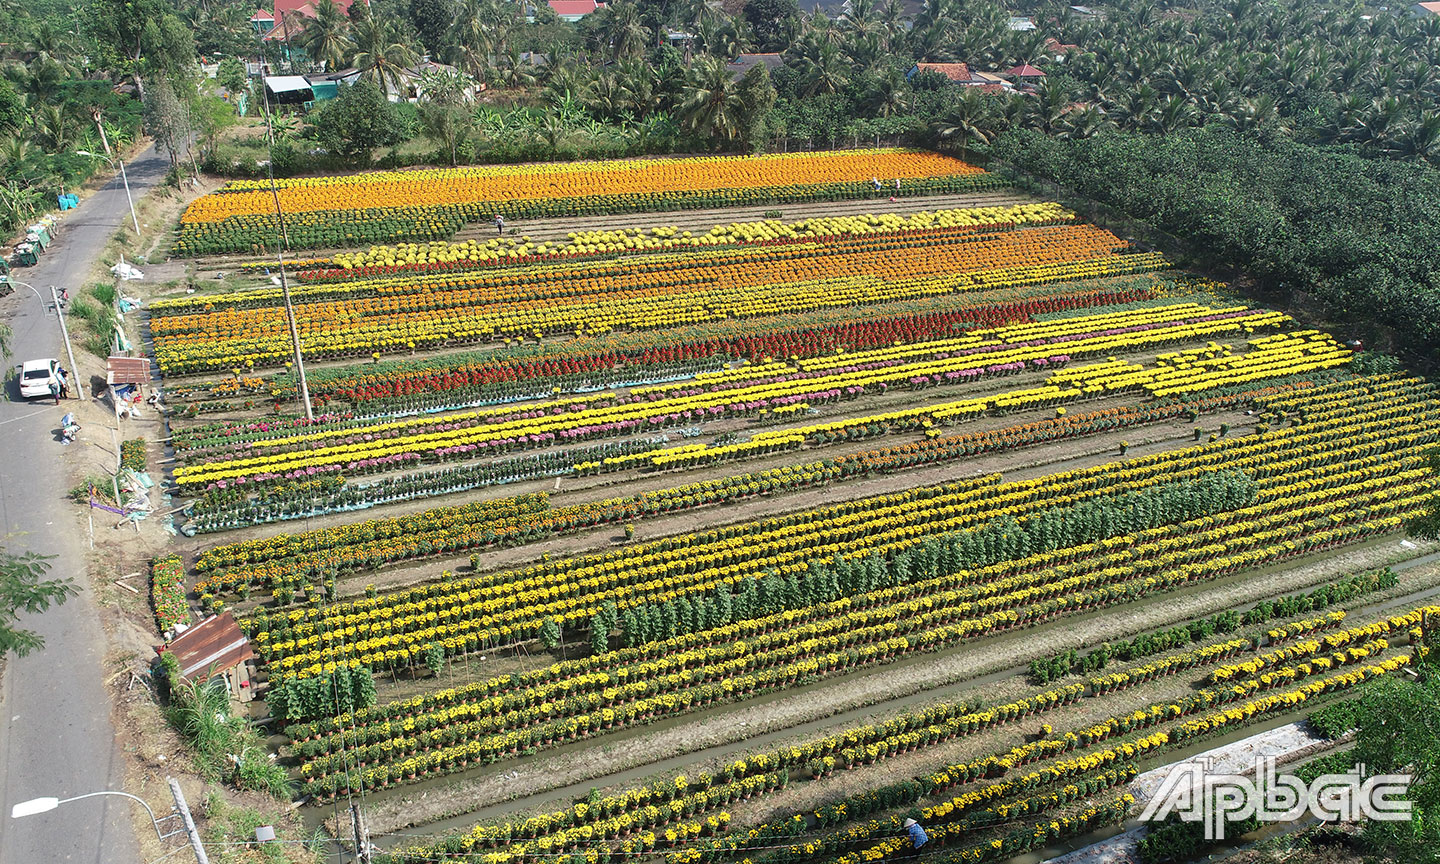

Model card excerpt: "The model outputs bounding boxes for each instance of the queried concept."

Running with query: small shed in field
[157,612,258,702]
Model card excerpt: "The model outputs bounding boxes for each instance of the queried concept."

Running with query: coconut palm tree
[932,87,996,162]
[585,73,630,120]
[695,16,751,60]
[25,22,80,76]
[1151,94,1199,134]
[678,56,745,143]
[299,0,354,72]
[449,0,500,81]
[350,18,420,99]
[1058,104,1113,140]
[491,50,540,90]
[1399,111,1440,163]
[0,136,32,177]
[30,104,75,152]
[596,1,651,61]
[876,0,907,52]
[1223,94,1283,135]
[1026,77,1074,135]
[864,65,910,118]
[614,59,660,117]
[796,38,849,96]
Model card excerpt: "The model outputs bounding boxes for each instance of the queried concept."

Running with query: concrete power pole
[167,778,210,864]
[350,803,372,864]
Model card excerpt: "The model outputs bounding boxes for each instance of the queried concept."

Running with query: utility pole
[258,74,314,421]
[350,803,371,864]
[168,778,210,864]
[50,286,84,400]
[87,112,141,236]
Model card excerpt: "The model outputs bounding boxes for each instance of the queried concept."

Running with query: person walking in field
[901,818,928,859]
[495,214,506,235]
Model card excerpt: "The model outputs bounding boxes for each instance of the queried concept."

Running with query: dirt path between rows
[350,538,1440,839]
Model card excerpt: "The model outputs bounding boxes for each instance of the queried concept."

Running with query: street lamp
[11,778,211,863]
[11,788,176,841]
[3,278,84,400]
[75,150,141,237]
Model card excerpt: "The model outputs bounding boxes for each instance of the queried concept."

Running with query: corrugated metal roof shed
[106,356,151,386]
[163,612,256,682]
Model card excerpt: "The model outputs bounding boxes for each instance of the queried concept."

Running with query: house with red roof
[549,0,601,20]
[906,62,1015,92]
[906,62,976,84]
[1412,2,1440,15]
[1003,64,1046,79]
[249,8,275,34]
[1043,37,1080,60]
[726,53,785,79]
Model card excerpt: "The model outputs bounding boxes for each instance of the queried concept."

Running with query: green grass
[162,656,292,801]
[66,283,129,358]
[202,792,328,863]
[89,282,118,308]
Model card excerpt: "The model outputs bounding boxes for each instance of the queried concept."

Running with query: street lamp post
[11,776,212,863]
[4,279,85,400]
[75,150,141,237]
[11,788,176,842]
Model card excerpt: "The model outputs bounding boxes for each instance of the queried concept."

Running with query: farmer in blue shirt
[902,818,928,858]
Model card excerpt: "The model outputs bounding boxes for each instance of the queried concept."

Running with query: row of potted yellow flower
[171,304,1291,491]
[288,489,1424,791]
[250,385,1435,667]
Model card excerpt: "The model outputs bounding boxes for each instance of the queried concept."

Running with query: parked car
[18,358,58,399]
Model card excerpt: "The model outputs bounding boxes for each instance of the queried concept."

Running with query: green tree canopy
[743,0,798,52]
[308,79,408,159]
[1,551,77,657]
[1352,672,1440,862]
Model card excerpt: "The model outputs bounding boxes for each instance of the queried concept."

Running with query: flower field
[149,153,1440,862]
[175,150,1001,254]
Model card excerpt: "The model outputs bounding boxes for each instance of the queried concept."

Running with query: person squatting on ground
[900,818,929,859]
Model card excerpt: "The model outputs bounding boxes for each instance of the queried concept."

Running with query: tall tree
[449,0,499,81]
[594,0,651,61]
[310,79,408,159]
[1351,673,1440,863]
[350,17,421,98]
[932,86,997,161]
[742,0,798,52]
[143,75,196,173]
[87,0,197,98]
[678,55,745,143]
[417,67,474,165]
[299,0,355,71]
[408,0,454,57]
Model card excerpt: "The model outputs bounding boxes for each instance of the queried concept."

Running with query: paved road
[0,146,169,864]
